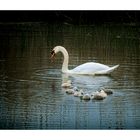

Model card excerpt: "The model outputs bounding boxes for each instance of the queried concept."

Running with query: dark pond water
[0,23,140,129]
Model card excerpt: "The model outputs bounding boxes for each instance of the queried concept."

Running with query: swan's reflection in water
[62,73,113,92]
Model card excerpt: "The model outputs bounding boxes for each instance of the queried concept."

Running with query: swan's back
[71,62,109,74]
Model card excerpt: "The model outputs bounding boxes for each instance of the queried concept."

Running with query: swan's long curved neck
[59,46,69,73]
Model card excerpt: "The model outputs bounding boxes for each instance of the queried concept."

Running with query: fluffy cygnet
[65,88,75,94]
[61,80,72,88]
[82,93,91,100]
[74,89,84,97]
[91,90,107,100]
[101,88,113,95]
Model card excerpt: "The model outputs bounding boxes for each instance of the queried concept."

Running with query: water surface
[0,23,140,129]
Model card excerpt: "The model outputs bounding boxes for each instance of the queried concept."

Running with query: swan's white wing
[95,64,119,75]
[71,62,110,74]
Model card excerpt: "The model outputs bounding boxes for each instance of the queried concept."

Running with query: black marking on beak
[51,50,55,55]
[50,50,56,61]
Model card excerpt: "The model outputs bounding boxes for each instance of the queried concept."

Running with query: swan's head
[50,46,61,60]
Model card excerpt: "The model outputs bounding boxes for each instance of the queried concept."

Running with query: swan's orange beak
[50,50,55,62]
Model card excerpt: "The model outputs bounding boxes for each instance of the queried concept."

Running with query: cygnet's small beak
[50,50,55,61]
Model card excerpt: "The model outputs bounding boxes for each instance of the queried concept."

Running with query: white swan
[51,46,119,75]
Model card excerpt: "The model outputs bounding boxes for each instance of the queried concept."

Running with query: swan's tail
[95,64,119,75]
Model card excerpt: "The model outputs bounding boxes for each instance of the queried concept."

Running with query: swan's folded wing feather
[95,64,119,75]
[72,62,109,74]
